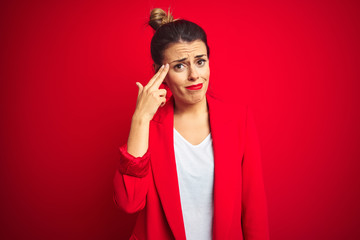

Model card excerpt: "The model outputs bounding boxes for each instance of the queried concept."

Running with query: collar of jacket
[149,92,242,240]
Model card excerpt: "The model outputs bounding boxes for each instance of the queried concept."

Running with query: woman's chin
[186,93,207,105]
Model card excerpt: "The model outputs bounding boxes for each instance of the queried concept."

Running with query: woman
[114,8,269,240]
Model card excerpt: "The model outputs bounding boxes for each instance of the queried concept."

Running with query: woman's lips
[185,83,203,90]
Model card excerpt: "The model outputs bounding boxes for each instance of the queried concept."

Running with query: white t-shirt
[173,127,214,240]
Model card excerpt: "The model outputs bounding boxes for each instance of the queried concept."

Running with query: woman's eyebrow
[170,57,187,63]
[170,54,207,63]
[195,54,207,58]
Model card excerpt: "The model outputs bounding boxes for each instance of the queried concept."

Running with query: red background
[1,0,359,239]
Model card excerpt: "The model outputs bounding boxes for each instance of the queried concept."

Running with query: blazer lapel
[150,96,186,240]
[149,93,242,240]
[207,93,242,240]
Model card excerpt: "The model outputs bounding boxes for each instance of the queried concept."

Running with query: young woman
[114,8,270,240]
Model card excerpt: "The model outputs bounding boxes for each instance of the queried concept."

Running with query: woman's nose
[188,65,199,81]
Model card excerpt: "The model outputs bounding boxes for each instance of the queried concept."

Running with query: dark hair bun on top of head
[148,8,177,31]
[148,8,209,66]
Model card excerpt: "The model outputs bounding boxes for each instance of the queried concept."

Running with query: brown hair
[148,8,210,67]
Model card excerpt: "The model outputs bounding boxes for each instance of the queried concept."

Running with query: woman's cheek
[202,68,210,80]
[166,73,179,89]
[171,71,185,83]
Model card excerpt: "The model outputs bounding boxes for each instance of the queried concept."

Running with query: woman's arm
[127,64,169,157]
[113,142,151,214]
[241,106,270,240]
[127,115,151,157]
[113,64,169,213]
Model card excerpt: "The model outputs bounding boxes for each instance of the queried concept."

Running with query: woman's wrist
[127,114,150,158]
[132,113,151,126]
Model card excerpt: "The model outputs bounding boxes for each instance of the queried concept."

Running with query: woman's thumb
[136,82,143,94]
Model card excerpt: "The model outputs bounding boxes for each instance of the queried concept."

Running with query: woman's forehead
[164,40,207,62]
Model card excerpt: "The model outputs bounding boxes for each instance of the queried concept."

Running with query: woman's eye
[197,59,206,66]
[174,64,185,70]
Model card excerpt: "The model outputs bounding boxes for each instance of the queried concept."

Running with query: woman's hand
[133,64,169,122]
[126,64,169,158]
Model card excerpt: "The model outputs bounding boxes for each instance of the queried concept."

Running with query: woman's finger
[149,63,169,90]
[156,88,167,97]
[159,97,166,107]
[136,82,143,97]
[145,65,165,89]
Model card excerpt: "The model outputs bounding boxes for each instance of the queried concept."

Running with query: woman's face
[161,40,210,106]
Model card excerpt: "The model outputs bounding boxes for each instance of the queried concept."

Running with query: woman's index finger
[151,64,169,89]
[146,65,164,88]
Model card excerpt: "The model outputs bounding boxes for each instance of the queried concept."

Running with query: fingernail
[161,65,165,68]
[165,63,169,68]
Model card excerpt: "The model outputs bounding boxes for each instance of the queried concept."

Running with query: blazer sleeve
[241,106,270,240]
[113,143,151,214]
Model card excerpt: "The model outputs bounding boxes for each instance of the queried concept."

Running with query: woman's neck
[173,96,208,117]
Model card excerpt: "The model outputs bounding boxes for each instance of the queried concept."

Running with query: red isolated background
[1,0,359,239]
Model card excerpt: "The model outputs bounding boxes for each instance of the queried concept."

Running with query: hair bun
[149,8,175,31]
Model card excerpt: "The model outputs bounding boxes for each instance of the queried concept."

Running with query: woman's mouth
[185,83,203,90]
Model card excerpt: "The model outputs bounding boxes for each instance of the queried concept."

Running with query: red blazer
[114,92,270,240]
